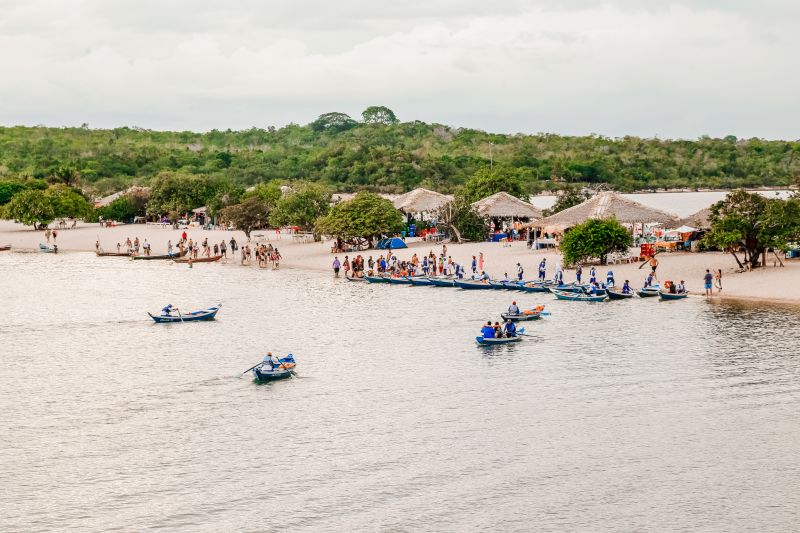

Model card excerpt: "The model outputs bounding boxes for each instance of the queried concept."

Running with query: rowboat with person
[148,303,221,323]
[244,353,297,382]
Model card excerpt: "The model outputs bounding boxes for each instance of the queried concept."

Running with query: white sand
[2,220,798,305]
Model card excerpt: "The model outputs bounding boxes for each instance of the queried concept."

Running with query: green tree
[310,112,358,133]
[47,184,93,219]
[461,167,527,203]
[217,196,272,239]
[269,182,331,233]
[543,186,591,216]
[361,106,399,125]
[436,195,487,243]
[560,218,632,265]
[0,179,47,205]
[315,192,403,245]
[243,181,283,205]
[2,189,56,229]
[147,172,227,216]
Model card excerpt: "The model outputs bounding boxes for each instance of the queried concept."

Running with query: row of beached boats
[356,274,689,301]
[96,248,224,263]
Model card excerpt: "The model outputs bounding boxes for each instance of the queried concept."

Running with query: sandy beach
[2,220,798,305]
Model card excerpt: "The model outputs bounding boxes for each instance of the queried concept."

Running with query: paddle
[240,362,264,376]
[175,308,185,323]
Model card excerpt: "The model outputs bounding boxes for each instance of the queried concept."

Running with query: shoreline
[3,220,798,308]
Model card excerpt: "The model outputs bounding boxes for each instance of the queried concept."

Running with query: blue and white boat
[252,354,296,382]
[454,279,494,290]
[476,327,525,345]
[39,243,57,253]
[148,304,221,323]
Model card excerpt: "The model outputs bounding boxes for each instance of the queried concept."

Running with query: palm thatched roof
[471,192,542,219]
[393,188,450,214]
[531,191,678,232]
[676,207,712,230]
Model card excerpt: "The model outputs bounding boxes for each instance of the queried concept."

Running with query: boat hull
[173,255,222,263]
[454,280,493,289]
[429,277,455,287]
[148,304,221,323]
[364,275,389,283]
[96,251,131,257]
[476,335,523,345]
[637,288,660,298]
[252,357,296,382]
[345,275,366,282]
[132,249,188,260]
[659,291,689,300]
[385,277,412,285]
[553,290,606,302]
[607,290,634,300]
[501,312,542,321]
[408,277,434,286]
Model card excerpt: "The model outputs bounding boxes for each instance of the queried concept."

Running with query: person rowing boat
[161,304,175,316]
[507,301,520,315]
[504,319,517,338]
[621,280,632,294]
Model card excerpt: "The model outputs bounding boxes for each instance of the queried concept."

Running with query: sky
[0,0,798,139]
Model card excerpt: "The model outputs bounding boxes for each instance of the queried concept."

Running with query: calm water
[2,253,800,532]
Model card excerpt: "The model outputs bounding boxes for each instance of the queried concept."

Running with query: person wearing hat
[508,301,520,315]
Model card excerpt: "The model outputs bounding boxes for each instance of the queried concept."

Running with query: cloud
[0,0,797,138]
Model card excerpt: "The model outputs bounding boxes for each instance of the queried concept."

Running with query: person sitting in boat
[504,319,517,338]
[502,272,510,282]
[481,321,495,339]
[621,280,632,294]
[667,280,677,294]
[262,352,282,370]
[676,280,686,293]
[493,321,503,337]
[477,270,490,282]
[161,304,175,316]
[508,301,520,315]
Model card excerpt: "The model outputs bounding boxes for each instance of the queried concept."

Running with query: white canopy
[668,225,698,233]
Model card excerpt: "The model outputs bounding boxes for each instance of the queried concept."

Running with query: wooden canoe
[173,255,222,263]
[131,248,188,260]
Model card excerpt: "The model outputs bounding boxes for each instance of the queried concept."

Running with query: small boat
[659,291,689,300]
[637,287,661,298]
[454,279,494,290]
[173,255,222,263]
[518,282,553,293]
[501,307,546,321]
[345,275,366,282]
[39,244,57,253]
[0,245,11,252]
[552,290,607,302]
[408,276,434,286]
[96,250,131,257]
[132,248,188,261]
[252,355,296,382]
[476,327,525,345]
[607,289,634,300]
[364,274,389,283]
[148,304,221,323]
[488,280,523,290]
[429,277,456,287]
[385,276,412,285]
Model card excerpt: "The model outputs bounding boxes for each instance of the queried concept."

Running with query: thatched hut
[531,191,678,234]
[471,192,542,219]
[392,188,451,216]
[676,207,712,230]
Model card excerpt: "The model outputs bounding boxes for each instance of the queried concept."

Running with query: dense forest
[1,106,799,199]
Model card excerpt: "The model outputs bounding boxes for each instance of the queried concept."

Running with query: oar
[240,362,264,376]
[175,308,185,323]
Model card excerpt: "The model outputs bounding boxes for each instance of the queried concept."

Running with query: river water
[2,253,799,532]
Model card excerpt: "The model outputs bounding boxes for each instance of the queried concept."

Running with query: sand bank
[1,220,798,306]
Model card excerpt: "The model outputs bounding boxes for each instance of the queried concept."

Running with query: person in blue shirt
[516,263,524,281]
[161,304,174,316]
[471,256,477,274]
[621,280,632,294]
[575,265,582,283]
[504,319,517,337]
[538,258,547,280]
[478,270,489,281]
[508,301,520,315]
[589,266,596,284]
[422,256,429,275]
[480,321,495,339]
[606,270,615,287]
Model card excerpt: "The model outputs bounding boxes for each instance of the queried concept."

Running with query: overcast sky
[0,0,798,139]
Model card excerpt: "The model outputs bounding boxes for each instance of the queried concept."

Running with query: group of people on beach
[241,243,282,268]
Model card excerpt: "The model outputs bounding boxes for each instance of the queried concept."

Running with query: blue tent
[376,237,407,250]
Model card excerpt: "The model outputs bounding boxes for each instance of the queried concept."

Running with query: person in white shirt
[508,301,520,315]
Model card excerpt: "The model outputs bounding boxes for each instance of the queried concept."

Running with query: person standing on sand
[220,240,227,258]
[575,265,582,283]
[516,263,524,281]
[715,269,722,292]
[45,228,51,243]
[704,269,713,297]
[478,252,484,272]
[52,229,58,242]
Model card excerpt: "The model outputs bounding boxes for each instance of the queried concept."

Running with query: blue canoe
[385,276,412,285]
[148,304,221,323]
[409,277,435,286]
[252,355,296,382]
[364,275,389,283]
[552,290,607,302]
[488,280,525,290]
[429,277,456,287]
[39,243,57,253]
[476,327,525,345]
[659,291,689,300]
[518,282,553,293]
[454,279,494,290]
[501,309,545,321]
